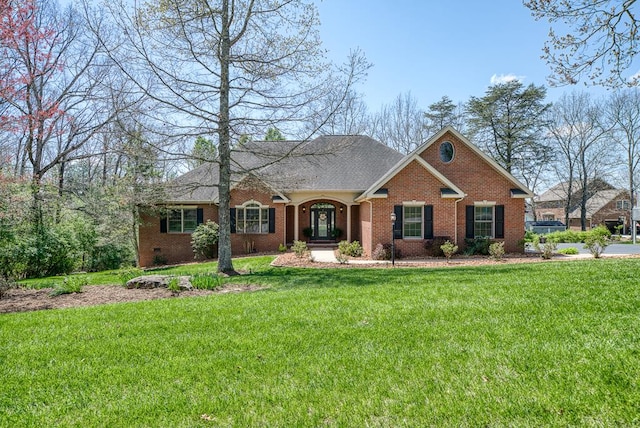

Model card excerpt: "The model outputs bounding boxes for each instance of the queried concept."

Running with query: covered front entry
[310,203,335,240]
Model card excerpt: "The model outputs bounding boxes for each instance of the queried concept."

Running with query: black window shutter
[465,205,475,239]
[495,205,505,239]
[160,217,167,233]
[424,205,434,239]
[268,208,276,233]
[196,208,204,225]
[230,208,236,234]
[393,205,403,239]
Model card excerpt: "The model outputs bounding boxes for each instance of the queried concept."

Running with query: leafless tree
[525,0,640,88]
[305,88,371,136]
[100,0,368,273]
[1,0,126,228]
[545,91,616,229]
[606,88,640,234]
[370,91,427,154]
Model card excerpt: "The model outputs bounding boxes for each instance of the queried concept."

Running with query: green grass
[2,258,640,426]
[16,257,269,290]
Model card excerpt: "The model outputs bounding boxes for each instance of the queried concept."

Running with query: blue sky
[316,0,605,110]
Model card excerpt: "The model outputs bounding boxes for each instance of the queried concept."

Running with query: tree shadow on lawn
[244,263,545,291]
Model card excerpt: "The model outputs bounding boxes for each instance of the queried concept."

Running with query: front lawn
[1,258,639,426]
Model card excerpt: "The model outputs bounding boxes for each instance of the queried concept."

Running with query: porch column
[346,204,352,242]
[294,203,299,241]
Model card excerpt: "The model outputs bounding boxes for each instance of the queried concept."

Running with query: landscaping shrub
[425,236,450,257]
[89,242,134,272]
[335,252,349,264]
[533,235,557,259]
[0,277,16,300]
[489,242,505,260]
[117,266,144,286]
[384,243,401,260]
[191,273,224,290]
[541,226,610,244]
[464,237,491,255]
[523,230,536,242]
[167,277,181,294]
[440,240,458,262]
[50,275,87,297]
[372,243,388,260]
[331,227,343,239]
[25,227,78,278]
[191,220,219,259]
[557,247,579,255]
[292,240,308,258]
[338,240,363,257]
[0,231,28,280]
[278,243,287,253]
[584,233,608,258]
[153,255,168,266]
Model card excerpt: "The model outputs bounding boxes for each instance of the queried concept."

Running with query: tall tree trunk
[564,178,573,229]
[580,151,588,231]
[55,160,66,224]
[217,0,234,273]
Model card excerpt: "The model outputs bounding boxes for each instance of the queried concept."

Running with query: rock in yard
[126,275,192,290]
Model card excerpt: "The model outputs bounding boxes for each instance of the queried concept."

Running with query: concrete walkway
[310,248,389,264]
[310,248,338,263]
[311,242,640,265]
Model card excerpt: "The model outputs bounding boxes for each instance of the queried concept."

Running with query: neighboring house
[138,127,533,266]
[534,180,633,231]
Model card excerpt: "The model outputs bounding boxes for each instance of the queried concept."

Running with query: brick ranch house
[138,127,533,266]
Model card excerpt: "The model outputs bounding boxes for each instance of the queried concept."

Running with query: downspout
[283,205,287,247]
[367,200,373,255]
[454,196,466,245]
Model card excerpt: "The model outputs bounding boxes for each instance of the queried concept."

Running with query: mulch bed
[0,284,261,314]
[271,250,574,269]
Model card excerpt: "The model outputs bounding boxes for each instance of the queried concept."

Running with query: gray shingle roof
[165,135,403,203]
[568,189,625,218]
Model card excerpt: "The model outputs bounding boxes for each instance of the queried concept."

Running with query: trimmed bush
[440,240,458,262]
[338,240,363,257]
[372,243,388,260]
[541,225,611,244]
[489,242,505,260]
[292,240,308,258]
[584,233,608,258]
[191,220,219,259]
[533,235,557,259]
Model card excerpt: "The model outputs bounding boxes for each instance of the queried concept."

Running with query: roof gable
[415,126,533,198]
[356,149,465,201]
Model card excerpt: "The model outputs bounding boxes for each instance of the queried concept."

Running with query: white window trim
[235,200,270,234]
[439,141,455,163]
[617,200,631,210]
[402,203,424,240]
[473,204,495,238]
[167,206,198,234]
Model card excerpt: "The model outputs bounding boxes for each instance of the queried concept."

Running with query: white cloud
[627,70,640,85]
[490,74,525,85]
